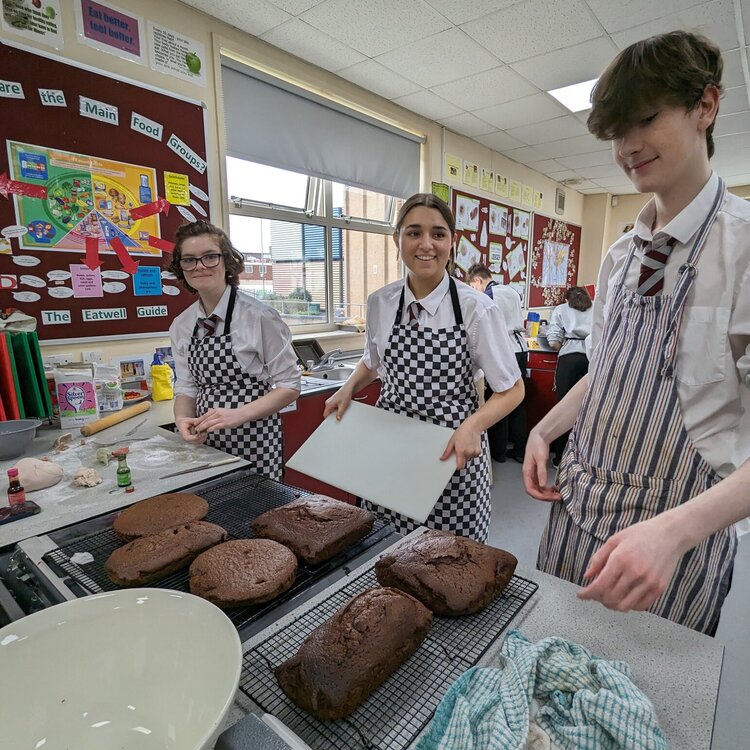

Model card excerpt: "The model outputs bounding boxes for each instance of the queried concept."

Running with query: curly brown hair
[168,221,245,294]
[587,31,723,158]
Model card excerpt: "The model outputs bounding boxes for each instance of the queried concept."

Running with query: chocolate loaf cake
[105,521,228,586]
[374,530,517,616]
[251,495,375,565]
[189,539,297,608]
[112,492,209,541]
[275,586,433,720]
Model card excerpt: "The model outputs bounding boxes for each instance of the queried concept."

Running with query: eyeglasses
[178,253,223,271]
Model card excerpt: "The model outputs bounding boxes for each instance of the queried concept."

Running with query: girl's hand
[323,387,352,421]
[440,422,482,470]
[192,407,248,433]
[175,416,208,445]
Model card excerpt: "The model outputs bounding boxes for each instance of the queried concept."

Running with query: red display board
[450,188,529,302]
[0,42,209,342]
[528,213,582,308]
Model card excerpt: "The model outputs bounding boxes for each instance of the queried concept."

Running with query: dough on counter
[96,448,112,465]
[16,457,64,492]
[73,467,103,487]
[53,433,73,452]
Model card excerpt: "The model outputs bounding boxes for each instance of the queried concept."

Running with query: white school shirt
[547,303,593,358]
[170,285,301,399]
[487,281,527,354]
[362,273,521,393]
[589,172,750,476]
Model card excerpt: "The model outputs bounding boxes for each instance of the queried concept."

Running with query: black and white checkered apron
[364,277,491,542]
[187,286,283,480]
[538,178,737,634]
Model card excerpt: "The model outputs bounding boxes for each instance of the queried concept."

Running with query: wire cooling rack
[240,563,537,750]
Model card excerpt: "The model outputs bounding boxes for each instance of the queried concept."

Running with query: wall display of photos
[528,213,582,308]
[451,188,529,302]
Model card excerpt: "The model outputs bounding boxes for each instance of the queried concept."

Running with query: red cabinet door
[524,351,557,432]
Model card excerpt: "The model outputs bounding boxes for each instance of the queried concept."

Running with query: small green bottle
[113,448,132,488]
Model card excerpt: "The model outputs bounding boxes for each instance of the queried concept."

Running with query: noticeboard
[0,41,209,342]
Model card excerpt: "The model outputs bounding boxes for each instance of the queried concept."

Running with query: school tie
[408,301,423,326]
[201,314,218,337]
[635,234,677,296]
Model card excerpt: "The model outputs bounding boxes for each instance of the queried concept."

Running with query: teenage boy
[523,30,750,635]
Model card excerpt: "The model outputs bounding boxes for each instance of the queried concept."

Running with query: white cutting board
[286,401,456,523]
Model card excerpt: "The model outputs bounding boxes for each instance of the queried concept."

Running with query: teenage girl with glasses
[168,221,300,479]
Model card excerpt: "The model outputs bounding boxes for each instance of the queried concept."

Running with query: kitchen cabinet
[524,350,557,431]
[281,381,381,502]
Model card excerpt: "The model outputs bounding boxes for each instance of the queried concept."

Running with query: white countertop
[227,536,723,750]
[0,401,249,548]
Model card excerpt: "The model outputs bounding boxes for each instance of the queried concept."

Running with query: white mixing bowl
[0,588,242,749]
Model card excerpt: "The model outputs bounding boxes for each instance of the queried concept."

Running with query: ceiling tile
[720,86,750,116]
[568,179,599,189]
[300,0,451,57]
[577,163,625,179]
[611,0,739,53]
[375,27,500,88]
[510,37,619,91]
[265,0,325,14]
[528,159,567,173]
[558,150,614,169]
[430,66,537,110]
[545,169,582,181]
[723,49,744,89]
[586,0,703,33]
[714,111,750,137]
[595,176,637,188]
[474,93,568,130]
[393,89,463,120]
[578,187,607,193]
[502,145,549,163]
[506,115,589,145]
[474,131,526,152]
[461,0,603,64]
[261,19,366,72]
[535,133,610,159]
[181,0,291,35]
[337,59,421,99]
[423,0,519,25]
[438,112,497,137]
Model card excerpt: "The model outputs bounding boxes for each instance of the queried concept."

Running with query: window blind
[221,58,421,199]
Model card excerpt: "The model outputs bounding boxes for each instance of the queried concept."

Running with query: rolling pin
[80,401,152,436]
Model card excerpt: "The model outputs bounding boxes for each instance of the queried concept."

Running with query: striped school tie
[201,314,218,337]
[635,234,677,296]
[408,301,423,326]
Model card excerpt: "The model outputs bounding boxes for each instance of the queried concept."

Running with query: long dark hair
[566,286,592,312]
[168,221,245,294]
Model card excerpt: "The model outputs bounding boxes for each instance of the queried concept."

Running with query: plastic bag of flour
[54,364,99,429]
[94,363,124,412]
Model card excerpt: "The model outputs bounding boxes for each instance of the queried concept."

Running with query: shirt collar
[633,171,719,246]
[403,272,450,316]
[197,285,231,321]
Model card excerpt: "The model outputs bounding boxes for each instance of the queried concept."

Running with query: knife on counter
[159,457,241,480]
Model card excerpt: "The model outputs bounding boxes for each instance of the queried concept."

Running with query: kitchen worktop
[226,540,723,750]
[0,400,249,548]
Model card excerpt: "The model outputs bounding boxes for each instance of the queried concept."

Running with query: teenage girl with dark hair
[324,194,524,541]
[546,286,593,466]
[169,221,300,479]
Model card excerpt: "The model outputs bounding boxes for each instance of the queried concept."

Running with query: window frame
[228,171,399,334]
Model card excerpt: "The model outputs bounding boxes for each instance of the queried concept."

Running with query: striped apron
[538,178,737,634]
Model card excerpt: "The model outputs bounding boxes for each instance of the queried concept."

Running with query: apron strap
[393,276,464,327]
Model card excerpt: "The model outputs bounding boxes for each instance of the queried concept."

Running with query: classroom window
[227,157,401,331]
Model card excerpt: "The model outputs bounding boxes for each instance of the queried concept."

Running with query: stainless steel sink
[306,366,353,381]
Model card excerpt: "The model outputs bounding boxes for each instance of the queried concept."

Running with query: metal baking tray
[240,566,537,750]
[41,471,391,634]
